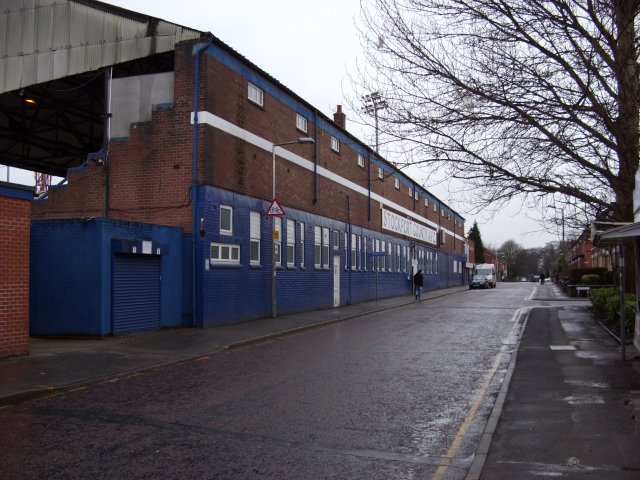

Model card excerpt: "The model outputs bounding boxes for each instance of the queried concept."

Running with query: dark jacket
[413,271,424,288]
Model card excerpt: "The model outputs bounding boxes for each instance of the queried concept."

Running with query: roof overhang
[592,221,640,247]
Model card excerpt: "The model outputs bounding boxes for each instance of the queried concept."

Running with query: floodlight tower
[363,92,388,153]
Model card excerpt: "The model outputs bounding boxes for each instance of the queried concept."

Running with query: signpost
[266,198,285,318]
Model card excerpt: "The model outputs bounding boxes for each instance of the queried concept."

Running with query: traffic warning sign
[266,199,285,216]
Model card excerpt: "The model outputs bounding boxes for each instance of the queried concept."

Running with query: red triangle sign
[266,199,285,216]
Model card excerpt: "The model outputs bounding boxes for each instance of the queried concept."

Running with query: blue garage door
[112,254,161,334]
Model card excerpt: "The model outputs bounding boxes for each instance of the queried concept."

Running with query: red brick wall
[32,40,464,255]
[195,46,465,255]
[0,195,30,357]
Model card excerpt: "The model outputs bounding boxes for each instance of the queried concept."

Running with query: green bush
[604,293,636,322]
[590,287,615,314]
[580,274,600,285]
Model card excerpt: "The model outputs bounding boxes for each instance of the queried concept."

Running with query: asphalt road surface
[0,283,535,480]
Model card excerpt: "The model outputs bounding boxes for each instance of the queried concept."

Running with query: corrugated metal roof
[0,0,203,94]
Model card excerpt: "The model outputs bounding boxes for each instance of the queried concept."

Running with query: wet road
[1,283,536,479]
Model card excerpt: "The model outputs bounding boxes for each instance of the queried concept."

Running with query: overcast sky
[2,0,561,249]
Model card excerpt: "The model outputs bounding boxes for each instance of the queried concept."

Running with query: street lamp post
[271,137,315,318]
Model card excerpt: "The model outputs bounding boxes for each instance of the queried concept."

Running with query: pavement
[1,282,639,479]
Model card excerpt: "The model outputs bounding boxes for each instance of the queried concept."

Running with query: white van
[470,263,497,289]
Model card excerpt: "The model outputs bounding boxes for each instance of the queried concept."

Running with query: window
[211,243,240,265]
[409,187,413,197]
[322,227,330,269]
[357,154,365,168]
[248,82,263,106]
[396,245,401,272]
[299,222,305,267]
[433,203,437,213]
[287,219,295,267]
[220,205,233,235]
[296,113,308,133]
[351,233,357,270]
[425,198,429,207]
[362,236,367,271]
[314,226,322,268]
[378,167,384,180]
[274,217,282,267]
[381,240,386,271]
[250,211,261,265]
[395,178,400,189]
[331,136,340,152]
[374,239,380,271]
[403,246,407,273]
[333,230,340,251]
[414,191,419,200]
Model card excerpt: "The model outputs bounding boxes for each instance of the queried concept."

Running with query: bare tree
[355,0,640,230]
[499,239,524,279]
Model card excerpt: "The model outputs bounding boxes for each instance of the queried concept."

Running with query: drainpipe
[103,67,112,218]
[313,110,319,204]
[367,150,371,221]
[192,41,210,328]
[347,194,352,305]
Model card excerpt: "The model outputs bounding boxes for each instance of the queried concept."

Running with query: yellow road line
[431,309,524,480]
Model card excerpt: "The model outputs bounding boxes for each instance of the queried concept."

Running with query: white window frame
[344,232,349,270]
[296,113,308,133]
[322,227,330,269]
[274,217,282,267]
[250,211,261,265]
[394,178,400,189]
[248,82,264,106]
[331,136,340,153]
[378,167,384,180]
[425,198,429,207]
[381,240,386,271]
[414,191,419,200]
[211,242,240,265]
[220,205,233,235]
[357,154,365,168]
[314,226,322,269]
[286,219,295,267]
[299,222,305,268]
[374,239,380,271]
[362,236,367,271]
[403,246,407,273]
[351,233,357,270]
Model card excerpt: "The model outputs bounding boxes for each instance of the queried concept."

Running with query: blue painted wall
[196,186,465,327]
[30,218,184,336]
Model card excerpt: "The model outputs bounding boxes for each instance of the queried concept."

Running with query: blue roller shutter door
[112,254,161,334]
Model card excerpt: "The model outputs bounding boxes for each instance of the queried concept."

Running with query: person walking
[413,269,424,300]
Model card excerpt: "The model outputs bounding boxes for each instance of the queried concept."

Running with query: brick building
[0,183,32,357]
[3,1,466,335]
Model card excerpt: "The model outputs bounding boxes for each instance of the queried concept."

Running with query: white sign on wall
[382,208,437,245]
